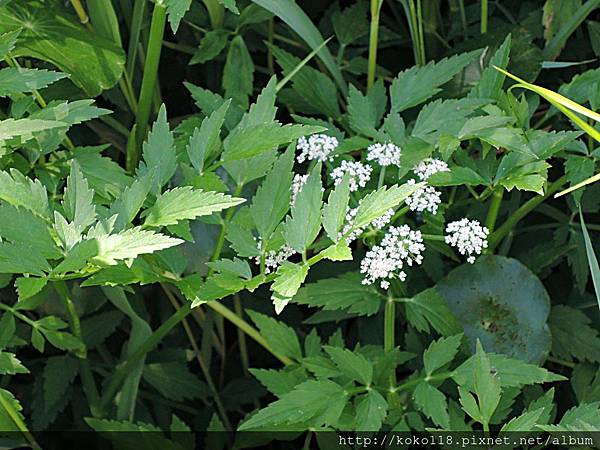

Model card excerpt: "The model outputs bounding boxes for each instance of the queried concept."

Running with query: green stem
[384,298,396,388]
[234,296,251,376]
[98,302,193,415]
[126,0,146,80]
[485,188,503,233]
[207,301,293,366]
[488,175,568,251]
[416,0,426,64]
[209,184,243,270]
[391,371,453,393]
[367,0,382,91]
[129,1,167,172]
[162,284,232,430]
[480,0,488,34]
[70,0,90,24]
[0,391,41,450]
[54,282,102,416]
[202,0,225,29]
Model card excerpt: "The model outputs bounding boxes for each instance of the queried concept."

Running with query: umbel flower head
[366,142,401,167]
[360,225,425,290]
[339,206,394,244]
[445,218,489,264]
[413,158,450,181]
[331,160,373,192]
[253,239,297,274]
[405,179,442,215]
[296,134,339,163]
[290,173,308,206]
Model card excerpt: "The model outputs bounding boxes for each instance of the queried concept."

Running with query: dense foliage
[0,0,599,448]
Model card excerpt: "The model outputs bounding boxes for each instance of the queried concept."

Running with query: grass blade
[579,207,600,314]
[275,37,332,92]
[251,0,347,95]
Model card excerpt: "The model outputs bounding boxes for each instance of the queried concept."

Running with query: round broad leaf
[436,255,551,363]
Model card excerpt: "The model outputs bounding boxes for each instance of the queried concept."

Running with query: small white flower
[331,160,372,192]
[296,134,339,163]
[413,158,449,181]
[291,173,309,206]
[360,225,425,289]
[366,142,401,167]
[371,208,394,230]
[445,218,489,264]
[254,239,297,274]
[405,179,442,215]
[339,207,394,244]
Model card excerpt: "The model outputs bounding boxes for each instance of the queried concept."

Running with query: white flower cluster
[445,218,489,264]
[339,206,394,244]
[254,240,297,274]
[413,158,449,181]
[296,134,339,163]
[405,179,442,215]
[291,173,308,206]
[360,225,425,289]
[366,142,401,167]
[331,160,373,192]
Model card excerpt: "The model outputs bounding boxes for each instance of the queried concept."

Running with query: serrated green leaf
[190,29,229,65]
[500,407,545,431]
[73,146,131,201]
[93,228,183,266]
[390,50,481,113]
[469,34,511,100]
[110,173,154,231]
[63,160,96,233]
[0,204,60,258]
[238,379,346,430]
[0,67,67,96]
[247,309,302,360]
[250,367,305,396]
[43,355,78,409]
[355,390,387,431]
[0,388,24,432]
[538,402,600,432]
[140,105,176,189]
[453,352,565,389]
[353,183,422,230]
[293,273,382,316]
[402,288,462,336]
[0,242,49,275]
[187,100,230,171]
[206,257,252,279]
[423,334,463,376]
[283,163,323,252]
[347,82,387,138]
[324,345,373,385]
[143,362,209,402]
[165,0,192,33]
[0,313,15,349]
[222,122,323,162]
[549,305,600,362]
[223,35,253,108]
[414,382,450,429]
[250,144,294,239]
[144,187,244,227]
[15,277,47,301]
[0,352,28,375]
[322,173,350,242]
